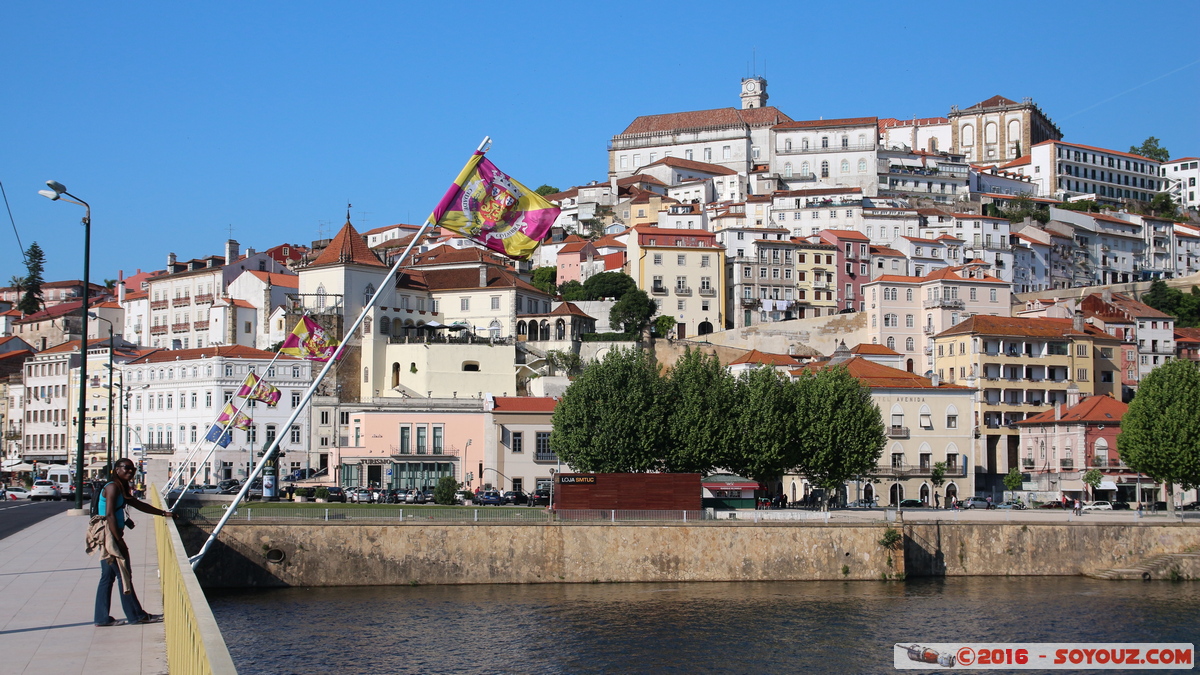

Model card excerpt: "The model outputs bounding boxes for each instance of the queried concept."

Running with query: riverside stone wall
[185,521,1199,588]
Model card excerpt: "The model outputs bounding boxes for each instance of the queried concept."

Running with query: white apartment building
[878,149,970,205]
[1010,141,1165,205]
[770,117,880,196]
[144,240,295,351]
[1162,157,1199,210]
[122,345,313,484]
[770,187,865,237]
[879,116,951,155]
[1011,234,1052,293]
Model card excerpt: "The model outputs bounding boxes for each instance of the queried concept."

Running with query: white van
[45,465,75,498]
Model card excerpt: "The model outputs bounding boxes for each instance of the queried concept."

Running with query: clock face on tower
[744,80,758,94]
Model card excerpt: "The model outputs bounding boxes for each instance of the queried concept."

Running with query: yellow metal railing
[152,488,239,674]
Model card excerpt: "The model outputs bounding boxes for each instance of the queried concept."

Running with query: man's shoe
[134,614,163,624]
[95,619,126,627]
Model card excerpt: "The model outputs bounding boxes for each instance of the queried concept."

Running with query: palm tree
[8,275,23,307]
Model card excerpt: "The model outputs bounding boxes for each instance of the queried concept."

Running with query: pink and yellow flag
[216,402,252,430]
[429,152,560,260]
[279,316,341,362]
[237,373,281,407]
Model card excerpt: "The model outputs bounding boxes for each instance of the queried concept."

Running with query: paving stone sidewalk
[0,509,167,674]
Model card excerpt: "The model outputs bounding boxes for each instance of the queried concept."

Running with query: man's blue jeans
[94,558,147,624]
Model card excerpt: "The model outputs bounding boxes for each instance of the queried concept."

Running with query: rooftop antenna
[227,224,234,238]
[753,47,756,77]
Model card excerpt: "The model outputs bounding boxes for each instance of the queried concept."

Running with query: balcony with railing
[1022,457,1036,468]
[193,320,210,331]
[194,293,214,304]
[535,451,558,462]
[699,286,716,297]
[674,286,692,296]
[149,324,168,335]
[777,142,876,156]
[923,325,935,334]
[149,299,169,310]
[171,322,190,333]
[651,285,668,296]
[1060,458,1074,470]
[871,462,967,478]
[143,443,175,454]
[172,296,191,307]
[887,426,909,439]
[923,297,964,310]
[740,298,761,309]
[812,281,829,290]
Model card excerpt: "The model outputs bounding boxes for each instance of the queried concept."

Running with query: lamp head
[38,190,60,201]
[45,180,66,195]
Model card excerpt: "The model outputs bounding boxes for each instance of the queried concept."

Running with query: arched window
[379,316,391,335]
[555,319,566,340]
[928,137,938,152]
[363,367,369,383]
[316,284,327,308]
[821,136,829,148]
[905,314,914,328]
[985,122,998,144]
[392,362,400,388]
[857,133,866,147]
[462,361,480,372]
[489,320,502,338]
[784,162,793,178]
[785,139,792,151]
[802,138,809,150]
[906,288,913,301]
[820,161,829,178]
[363,284,375,306]
[516,320,527,336]
[840,160,850,174]
[841,135,849,148]
[906,337,914,351]
[801,161,811,177]
[884,313,898,327]
[961,125,974,147]
[858,159,867,173]
[886,336,895,350]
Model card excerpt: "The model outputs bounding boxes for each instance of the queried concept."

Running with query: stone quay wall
[184,521,1199,588]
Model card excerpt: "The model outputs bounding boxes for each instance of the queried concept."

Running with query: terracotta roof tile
[850,343,900,355]
[1017,395,1127,425]
[310,220,385,268]
[773,116,878,130]
[964,95,1020,110]
[795,356,971,389]
[491,396,557,412]
[728,349,800,367]
[644,156,737,176]
[936,315,1116,340]
[246,270,300,288]
[127,344,295,364]
[619,107,792,135]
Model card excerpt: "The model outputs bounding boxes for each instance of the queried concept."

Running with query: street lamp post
[89,313,115,474]
[39,181,90,510]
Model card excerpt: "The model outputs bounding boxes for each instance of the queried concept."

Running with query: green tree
[433,475,459,505]
[999,194,1049,224]
[531,266,557,295]
[652,314,676,338]
[17,242,45,315]
[609,289,657,335]
[534,184,561,197]
[558,280,587,301]
[930,461,947,491]
[1130,137,1170,163]
[583,272,637,300]
[550,347,667,472]
[662,347,735,474]
[1147,192,1180,220]
[546,349,582,377]
[795,367,887,499]
[725,367,804,483]
[1118,358,1200,515]
[1082,468,1103,501]
[1003,467,1024,493]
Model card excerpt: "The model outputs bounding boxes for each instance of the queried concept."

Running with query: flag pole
[188,136,491,569]
[163,348,285,498]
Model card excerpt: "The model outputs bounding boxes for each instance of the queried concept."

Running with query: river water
[208,577,1199,674]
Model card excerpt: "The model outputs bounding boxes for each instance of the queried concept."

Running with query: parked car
[898,499,924,508]
[475,490,503,506]
[502,490,528,506]
[529,488,551,507]
[348,487,372,503]
[322,486,346,503]
[422,488,436,504]
[29,480,62,502]
[1110,501,1131,510]
[959,496,994,510]
[455,490,475,505]
[247,480,263,500]
[403,489,424,504]
[994,501,1027,510]
[1181,501,1200,511]
[218,479,241,494]
[847,498,877,508]
[1082,501,1113,511]
[5,485,30,499]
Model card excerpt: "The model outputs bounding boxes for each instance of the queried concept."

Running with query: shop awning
[2,462,33,472]
[1098,481,1118,491]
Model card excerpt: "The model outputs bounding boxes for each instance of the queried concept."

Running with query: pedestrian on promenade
[88,457,175,627]
[934,493,941,509]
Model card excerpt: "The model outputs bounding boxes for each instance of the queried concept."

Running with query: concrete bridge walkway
[0,511,167,674]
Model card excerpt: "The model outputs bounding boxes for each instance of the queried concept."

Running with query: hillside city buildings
[3,78,1198,509]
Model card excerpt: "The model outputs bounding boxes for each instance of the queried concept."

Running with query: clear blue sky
[2,1,1197,282]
